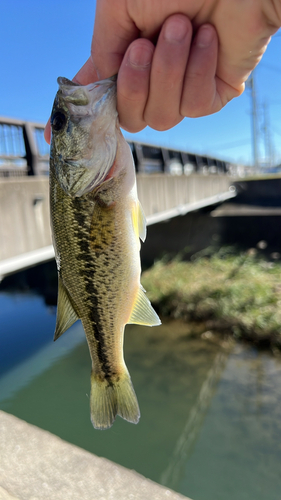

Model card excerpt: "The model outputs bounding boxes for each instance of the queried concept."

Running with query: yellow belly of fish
[51,175,160,429]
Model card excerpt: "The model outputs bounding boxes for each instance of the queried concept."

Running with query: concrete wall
[141,210,222,266]
[0,175,233,262]
[0,178,51,261]
[137,174,232,215]
[0,410,190,500]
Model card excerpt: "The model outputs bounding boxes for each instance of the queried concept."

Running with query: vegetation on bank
[141,248,281,349]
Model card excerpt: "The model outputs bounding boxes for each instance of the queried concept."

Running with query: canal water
[1,267,281,500]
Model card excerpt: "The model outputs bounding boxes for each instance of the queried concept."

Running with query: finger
[181,24,242,118]
[90,0,139,80]
[67,0,140,87]
[73,56,99,85]
[143,14,193,131]
[44,118,51,144]
[211,1,278,90]
[181,24,219,117]
[117,39,154,132]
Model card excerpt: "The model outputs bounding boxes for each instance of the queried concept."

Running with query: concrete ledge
[0,411,191,500]
[146,188,236,225]
[0,245,55,280]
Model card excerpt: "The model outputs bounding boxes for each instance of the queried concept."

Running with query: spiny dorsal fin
[54,275,79,341]
[127,287,161,326]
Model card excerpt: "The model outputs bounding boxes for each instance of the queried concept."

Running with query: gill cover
[50,76,118,197]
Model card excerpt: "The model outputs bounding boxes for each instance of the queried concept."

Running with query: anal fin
[127,287,161,326]
[54,275,79,341]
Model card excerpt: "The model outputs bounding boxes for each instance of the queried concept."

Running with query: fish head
[50,76,118,197]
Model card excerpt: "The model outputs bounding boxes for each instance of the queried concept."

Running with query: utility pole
[247,71,259,170]
[263,102,272,169]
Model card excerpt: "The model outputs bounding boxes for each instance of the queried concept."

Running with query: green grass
[141,248,281,349]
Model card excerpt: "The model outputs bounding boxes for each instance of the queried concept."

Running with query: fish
[49,76,161,430]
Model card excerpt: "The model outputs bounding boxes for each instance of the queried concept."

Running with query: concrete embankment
[0,410,190,500]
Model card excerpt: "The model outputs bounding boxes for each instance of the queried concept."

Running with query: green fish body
[49,77,160,429]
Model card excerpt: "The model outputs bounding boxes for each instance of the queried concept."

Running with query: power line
[259,62,281,74]
[209,138,251,151]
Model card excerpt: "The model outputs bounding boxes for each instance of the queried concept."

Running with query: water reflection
[179,346,281,500]
[161,350,229,489]
[0,292,56,375]
[1,282,281,500]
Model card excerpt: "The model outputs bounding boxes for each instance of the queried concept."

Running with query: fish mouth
[57,75,117,107]
[57,75,117,88]
[88,75,117,88]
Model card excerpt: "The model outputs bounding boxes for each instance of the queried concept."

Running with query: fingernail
[164,18,188,43]
[196,26,214,48]
[128,44,152,68]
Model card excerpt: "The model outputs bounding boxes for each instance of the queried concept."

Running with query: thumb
[75,0,139,83]
[45,0,138,143]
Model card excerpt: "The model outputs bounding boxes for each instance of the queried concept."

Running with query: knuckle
[118,75,150,103]
[186,67,207,82]
[118,105,146,133]
[145,113,180,131]
[120,121,145,133]
[180,99,212,118]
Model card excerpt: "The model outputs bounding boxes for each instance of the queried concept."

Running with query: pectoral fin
[128,287,161,326]
[54,275,79,341]
[138,202,146,242]
[132,201,147,242]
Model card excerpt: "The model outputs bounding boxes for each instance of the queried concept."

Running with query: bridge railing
[0,116,235,178]
[130,141,231,175]
[0,174,236,279]
[0,117,49,177]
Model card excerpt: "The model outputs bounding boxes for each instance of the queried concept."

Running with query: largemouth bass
[49,76,161,430]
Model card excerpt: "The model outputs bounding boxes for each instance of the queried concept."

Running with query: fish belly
[50,172,141,429]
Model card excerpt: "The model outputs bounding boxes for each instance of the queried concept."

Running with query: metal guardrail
[131,141,231,175]
[0,117,49,177]
[0,116,234,178]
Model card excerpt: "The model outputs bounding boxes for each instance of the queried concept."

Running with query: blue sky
[1,0,281,166]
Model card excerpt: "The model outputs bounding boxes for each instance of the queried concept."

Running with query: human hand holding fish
[45,0,280,143]
[83,0,279,131]
[50,76,161,429]
[44,13,215,144]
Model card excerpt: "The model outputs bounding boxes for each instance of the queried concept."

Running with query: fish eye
[51,111,67,132]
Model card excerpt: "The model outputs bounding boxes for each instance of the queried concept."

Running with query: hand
[45,0,281,143]
[75,16,222,133]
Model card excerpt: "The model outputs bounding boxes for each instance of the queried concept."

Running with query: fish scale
[51,178,121,372]
[49,76,161,429]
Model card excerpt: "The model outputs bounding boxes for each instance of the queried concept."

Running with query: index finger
[76,0,139,84]
[44,0,139,143]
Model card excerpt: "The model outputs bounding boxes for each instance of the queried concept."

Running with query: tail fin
[90,369,140,430]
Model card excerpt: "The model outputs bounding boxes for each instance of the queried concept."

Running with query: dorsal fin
[54,275,79,341]
[127,287,161,326]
